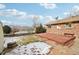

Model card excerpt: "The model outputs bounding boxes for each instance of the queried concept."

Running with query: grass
[16,35,41,45]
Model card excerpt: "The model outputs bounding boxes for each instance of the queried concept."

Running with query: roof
[46,16,79,25]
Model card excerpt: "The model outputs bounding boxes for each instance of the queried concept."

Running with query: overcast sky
[0,3,79,26]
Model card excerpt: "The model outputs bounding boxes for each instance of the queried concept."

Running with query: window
[57,26,61,29]
[64,23,72,29]
[47,25,51,28]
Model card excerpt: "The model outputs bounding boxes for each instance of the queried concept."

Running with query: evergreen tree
[3,25,12,34]
[35,24,46,33]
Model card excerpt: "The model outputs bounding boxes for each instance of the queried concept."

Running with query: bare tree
[32,16,40,28]
[69,7,79,16]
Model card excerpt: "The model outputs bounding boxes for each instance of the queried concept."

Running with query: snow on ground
[15,31,28,34]
[4,36,52,55]
[5,42,52,55]
[4,36,24,48]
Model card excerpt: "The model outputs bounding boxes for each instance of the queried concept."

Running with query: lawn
[16,35,42,46]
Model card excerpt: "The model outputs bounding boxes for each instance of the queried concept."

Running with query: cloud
[28,15,44,20]
[44,16,56,23]
[64,12,70,16]
[45,16,55,20]
[72,5,79,11]
[40,3,57,9]
[0,4,6,9]
[6,9,27,17]
[27,15,56,24]
[70,5,79,16]
[0,8,44,21]
[0,9,27,19]
[64,5,79,16]
[1,20,12,25]
[0,4,56,25]
[0,5,56,25]
[28,15,55,21]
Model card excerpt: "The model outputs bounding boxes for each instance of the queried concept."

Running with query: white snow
[15,31,28,34]
[4,36,23,48]
[5,42,52,55]
[4,36,52,55]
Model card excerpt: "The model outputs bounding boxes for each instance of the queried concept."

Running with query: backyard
[0,3,79,55]
[2,33,79,55]
[3,34,52,55]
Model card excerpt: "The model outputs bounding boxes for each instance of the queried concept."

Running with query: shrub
[3,25,12,34]
[35,24,46,33]
[16,35,40,45]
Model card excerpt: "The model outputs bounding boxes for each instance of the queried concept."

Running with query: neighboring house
[0,21,4,54]
[45,16,79,36]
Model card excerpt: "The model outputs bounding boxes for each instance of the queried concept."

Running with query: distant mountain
[8,25,34,31]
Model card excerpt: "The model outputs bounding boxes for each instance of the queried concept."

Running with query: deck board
[37,33,76,45]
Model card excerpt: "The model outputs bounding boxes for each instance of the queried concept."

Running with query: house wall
[46,23,79,37]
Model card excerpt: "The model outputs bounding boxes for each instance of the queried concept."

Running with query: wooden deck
[36,33,76,47]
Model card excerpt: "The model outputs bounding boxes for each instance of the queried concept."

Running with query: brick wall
[46,23,79,37]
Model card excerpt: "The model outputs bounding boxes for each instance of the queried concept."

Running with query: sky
[0,3,79,26]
